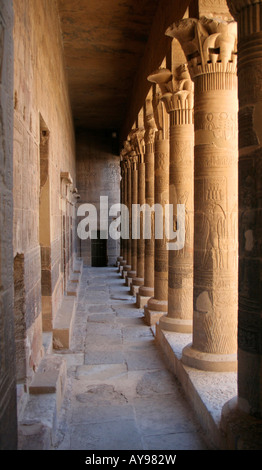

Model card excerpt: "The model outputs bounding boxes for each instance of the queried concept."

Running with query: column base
[136,286,154,309]
[122,265,131,279]
[130,277,144,295]
[220,397,262,450]
[182,343,237,372]
[144,298,167,326]
[136,293,152,309]
[125,270,136,285]
[159,315,193,333]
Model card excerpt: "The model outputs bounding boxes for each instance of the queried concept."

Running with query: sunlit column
[117,158,126,270]
[169,17,238,371]
[122,151,132,278]
[130,129,146,295]
[148,63,194,332]
[119,157,128,275]
[143,81,170,325]
[126,153,138,285]
[137,97,156,308]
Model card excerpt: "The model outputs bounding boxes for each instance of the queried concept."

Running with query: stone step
[29,355,67,401]
[53,296,76,349]
[73,258,83,274]
[19,355,67,450]
[66,280,79,296]
[42,331,53,355]
[70,272,80,283]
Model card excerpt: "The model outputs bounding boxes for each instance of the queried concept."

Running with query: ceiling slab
[57,0,160,131]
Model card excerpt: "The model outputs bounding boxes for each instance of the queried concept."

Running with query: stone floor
[54,266,209,451]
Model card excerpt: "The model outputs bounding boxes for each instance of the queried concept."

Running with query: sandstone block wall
[0,0,17,450]
[13,0,76,384]
[76,129,120,266]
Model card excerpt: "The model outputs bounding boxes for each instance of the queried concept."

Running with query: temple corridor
[2,0,262,452]
[51,267,208,451]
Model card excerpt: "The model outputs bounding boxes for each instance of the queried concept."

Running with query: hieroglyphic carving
[164,17,239,367]
[148,60,194,332]
[195,111,238,141]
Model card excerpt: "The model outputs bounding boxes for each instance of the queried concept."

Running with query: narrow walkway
[54,267,209,450]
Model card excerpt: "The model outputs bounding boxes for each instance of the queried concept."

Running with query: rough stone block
[28,355,67,413]
[53,297,76,349]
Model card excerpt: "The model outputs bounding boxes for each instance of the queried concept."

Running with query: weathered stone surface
[53,267,208,450]
[53,297,76,350]
[0,0,17,450]
[76,129,120,267]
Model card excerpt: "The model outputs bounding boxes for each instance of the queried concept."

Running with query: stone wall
[13,0,76,384]
[0,0,17,450]
[76,129,120,266]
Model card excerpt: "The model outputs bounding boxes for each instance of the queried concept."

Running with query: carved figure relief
[195,112,237,141]
[197,201,226,269]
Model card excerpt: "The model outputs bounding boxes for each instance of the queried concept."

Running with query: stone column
[169,17,238,371]
[117,159,126,269]
[148,64,195,331]
[143,82,170,325]
[130,129,146,295]
[126,153,138,286]
[122,152,132,278]
[137,99,156,308]
[119,156,128,275]
[220,0,262,449]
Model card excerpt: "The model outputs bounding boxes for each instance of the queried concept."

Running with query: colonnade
[117,0,262,448]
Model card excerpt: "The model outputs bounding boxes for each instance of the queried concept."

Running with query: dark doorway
[91,231,108,267]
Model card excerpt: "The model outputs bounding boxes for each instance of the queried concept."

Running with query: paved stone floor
[54,267,209,451]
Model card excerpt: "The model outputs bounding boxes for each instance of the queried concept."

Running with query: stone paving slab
[70,419,143,450]
[54,266,209,451]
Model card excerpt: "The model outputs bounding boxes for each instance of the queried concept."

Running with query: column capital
[148,66,194,123]
[143,96,157,149]
[226,0,262,18]
[129,128,145,163]
[166,17,237,78]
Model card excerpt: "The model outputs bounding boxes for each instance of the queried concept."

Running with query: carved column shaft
[120,160,128,269]
[132,152,145,291]
[227,0,262,417]
[138,137,155,301]
[118,161,125,265]
[143,83,170,325]
[169,17,238,371]
[191,72,238,360]
[153,137,169,301]
[148,65,194,331]
[161,110,194,332]
[127,156,138,282]
[124,158,132,274]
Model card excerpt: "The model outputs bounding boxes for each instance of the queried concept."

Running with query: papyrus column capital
[144,96,157,151]
[166,17,237,78]
[129,128,145,164]
[148,66,194,125]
